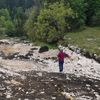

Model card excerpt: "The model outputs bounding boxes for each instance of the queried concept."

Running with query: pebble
[6,94,11,98]
[51,96,56,100]
[40,91,45,94]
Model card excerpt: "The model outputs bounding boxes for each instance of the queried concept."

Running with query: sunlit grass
[64,27,100,55]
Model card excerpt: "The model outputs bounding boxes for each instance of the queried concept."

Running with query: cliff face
[0,38,100,100]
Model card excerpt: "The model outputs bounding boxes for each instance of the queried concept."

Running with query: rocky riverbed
[0,38,100,100]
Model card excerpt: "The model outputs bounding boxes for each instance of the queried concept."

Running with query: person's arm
[57,53,60,58]
[64,53,70,58]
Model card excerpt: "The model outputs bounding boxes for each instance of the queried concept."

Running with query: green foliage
[0,0,100,42]
[0,16,15,35]
[0,9,15,35]
[0,8,11,20]
[65,0,86,29]
[85,0,100,26]
[0,16,6,34]
[0,0,35,37]
[25,2,77,43]
[91,11,100,26]
[64,27,100,55]
[0,0,34,9]
[13,7,26,36]
[24,8,36,40]
[5,20,15,35]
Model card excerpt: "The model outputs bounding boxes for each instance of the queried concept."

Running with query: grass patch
[0,34,9,39]
[64,26,100,55]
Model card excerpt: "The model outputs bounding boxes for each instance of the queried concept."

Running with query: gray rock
[0,51,5,58]
[96,56,100,63]
[39,46,49,53]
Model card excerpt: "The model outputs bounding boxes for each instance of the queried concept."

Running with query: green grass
[0,34,9,39]
[64,26,100,55]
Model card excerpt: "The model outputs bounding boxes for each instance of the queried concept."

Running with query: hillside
[65,27,100,55]
[0,38,100,100]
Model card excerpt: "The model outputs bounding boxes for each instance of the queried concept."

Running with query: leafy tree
[13,7,26,36]
[0,0,100,40]
[0,9,15,35]
[0,16,15,35]
[0,8,11,20]
[85,0,100,26]
[65,0,86,29]
[0,0,6,8]
[25,2,76,43]
[0,16,6,34]
[5,20,15,36]
[24,8,37,40]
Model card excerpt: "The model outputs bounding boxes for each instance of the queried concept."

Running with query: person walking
[57,47,70,72]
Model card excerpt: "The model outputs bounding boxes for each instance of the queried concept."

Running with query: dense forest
[0,0,100,43]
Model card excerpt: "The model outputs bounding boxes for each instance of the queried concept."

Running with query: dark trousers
[59,61,64,72]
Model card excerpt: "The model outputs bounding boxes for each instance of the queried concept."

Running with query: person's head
[59,48,63,52]
[58,45,63,51]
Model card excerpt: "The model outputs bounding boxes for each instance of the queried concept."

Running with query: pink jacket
[58,51,69,61]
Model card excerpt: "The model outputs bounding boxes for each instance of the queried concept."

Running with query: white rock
[6,94,11,98]
[37,72,42,77]
[51,96,56,99]
[40,91,45,94]
[61,92,73,100]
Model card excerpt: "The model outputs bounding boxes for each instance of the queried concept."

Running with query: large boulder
[25,51,33,59]
[0,51,5,58]
[16,54,29,60]
[0,41,9,45]
[31,48,38,50]
[39,46,49,53]
[5,52,19,59]
[83,51,92,58]
[96,56,100,63]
